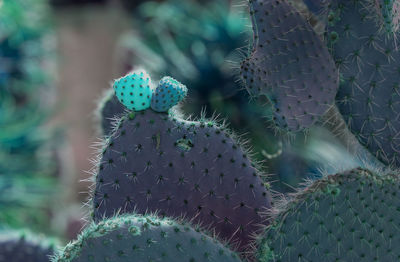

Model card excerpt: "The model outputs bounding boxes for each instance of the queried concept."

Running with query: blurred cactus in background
[0,229,56,262]
[0,0,56,232]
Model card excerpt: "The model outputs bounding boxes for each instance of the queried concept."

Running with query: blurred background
[0,0,363,244]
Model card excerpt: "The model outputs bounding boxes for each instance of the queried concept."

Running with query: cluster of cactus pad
[240,0,400,168]
[0,0,56,230]
[235,0,400,261]
[11,0,400,261]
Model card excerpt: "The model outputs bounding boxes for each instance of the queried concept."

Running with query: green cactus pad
[52,214,243,262]
[113,70,153,111]
[256,168,400,261]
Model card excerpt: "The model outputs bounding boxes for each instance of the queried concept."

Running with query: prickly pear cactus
[53,214,242,262]
[327,0,400,167]
[0,230,55,262]
[92,72,271,253]
[256,167,400,262]
[240,0,338,132]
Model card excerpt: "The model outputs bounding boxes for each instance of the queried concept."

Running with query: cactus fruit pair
[101,71,188,136]
[0,230,55,262]
[113,70,187,113]
[256,167,400,261]
[93,70,272,254]
[240,0,339,132]
[52,214,242,262]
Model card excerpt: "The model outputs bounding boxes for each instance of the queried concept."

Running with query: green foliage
[0,0,55,231]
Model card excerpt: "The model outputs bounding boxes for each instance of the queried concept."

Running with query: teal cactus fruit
[256,167,400,261]
[113,70,153,111]
[327,0,400,167]
[52,214,243,262]
[240,0,339,132]
[92,75,272,254]
[151,76,187,112]
[0,230,55,262]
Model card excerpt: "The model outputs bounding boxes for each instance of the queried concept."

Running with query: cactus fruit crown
[0,230,56,262]
[256,167,400,262]
[113,70,187,113]
[52,213,243,262]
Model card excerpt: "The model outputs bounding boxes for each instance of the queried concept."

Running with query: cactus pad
[92,108,271,252]
[256,168,400,261]
[240,0,338,132]
[151,76,188,112]
[328,0,400,167]
[0,231,55,262]
[53,214,242,262]
[113,70,153,111]
[98,88,126,137]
